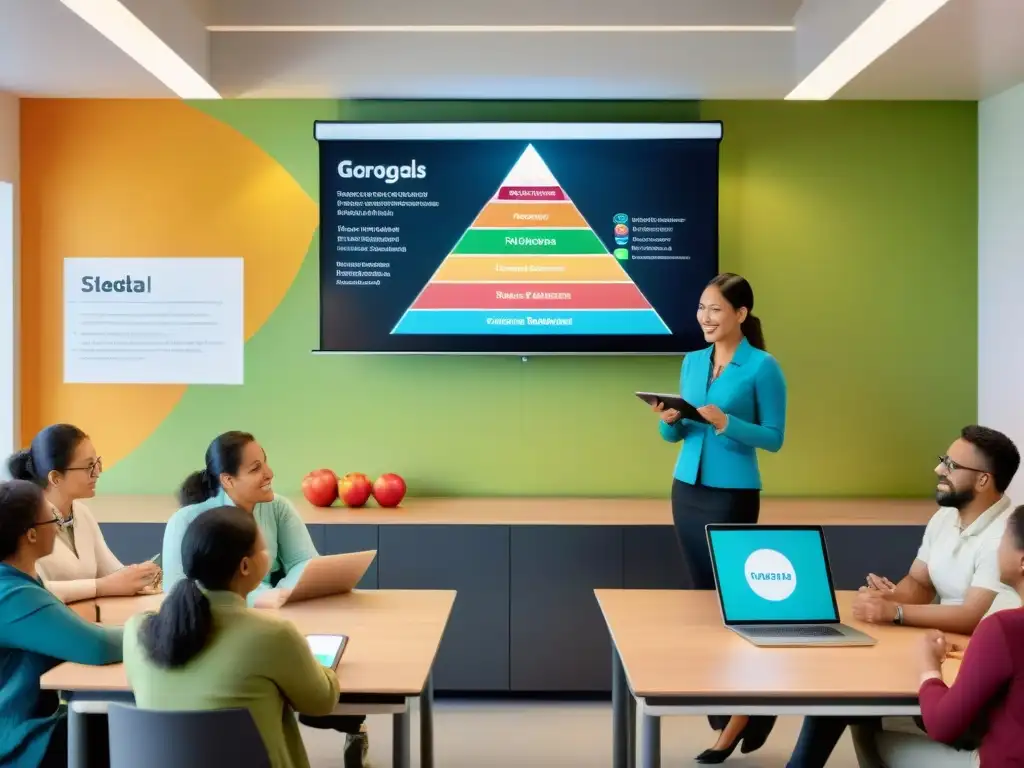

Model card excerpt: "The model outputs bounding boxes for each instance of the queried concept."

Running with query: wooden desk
[596,590,963,768]
[88,494,935,526]
[42,590,456,768]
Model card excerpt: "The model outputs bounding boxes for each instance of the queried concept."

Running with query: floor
[301,701,861,767]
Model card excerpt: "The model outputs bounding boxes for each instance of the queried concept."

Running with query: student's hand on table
[862,573,897,597]
[98,562,162,597]
[917,629,948,676]
[653,402,682,424]
[253,588,291,609]
[696,405,727,431]
[852,590,898,624]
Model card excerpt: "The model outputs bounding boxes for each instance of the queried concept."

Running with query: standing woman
[655,273,788,763]
[7,423,160,603]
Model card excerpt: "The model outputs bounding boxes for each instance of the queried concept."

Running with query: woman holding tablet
[654,273,788,763]
[126,506,343,768]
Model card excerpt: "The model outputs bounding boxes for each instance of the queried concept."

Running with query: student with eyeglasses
[785,425,1021,768]
[7,424,161,603]
[0,479,123,767]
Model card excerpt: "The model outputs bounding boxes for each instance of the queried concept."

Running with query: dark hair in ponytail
[178,431,256,506]
[7,424,88,488]
[139,506,259,668]
[707,273,765,351]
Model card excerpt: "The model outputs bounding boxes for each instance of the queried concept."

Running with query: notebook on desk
[706,524,876,648]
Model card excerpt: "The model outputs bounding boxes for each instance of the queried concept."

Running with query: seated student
[126,506,344,768]
[8,423,161,603]
[786,425,1021,768]
[0,479,123,768]
[161,431,368,764]
[852,503,1024,767]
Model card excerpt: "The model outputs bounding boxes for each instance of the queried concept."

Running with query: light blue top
[162,490,319,607]
[0,563,122,767]
[660,336,787,490]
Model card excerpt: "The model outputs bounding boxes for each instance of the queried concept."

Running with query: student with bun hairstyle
[161,431,369,764]
[0,479,122,768]
[161,431,317,607]
[652,273,788,763]
[8,423,160,603]
[126,506,341,768]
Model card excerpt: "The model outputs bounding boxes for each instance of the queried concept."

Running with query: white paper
[63,257,244,385]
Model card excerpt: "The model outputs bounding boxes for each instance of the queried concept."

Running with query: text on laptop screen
[708,528,838,623]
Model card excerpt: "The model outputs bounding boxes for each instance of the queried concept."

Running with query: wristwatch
[893,605,904,625]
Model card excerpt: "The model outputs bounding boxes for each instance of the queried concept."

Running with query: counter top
[87,495,936,526]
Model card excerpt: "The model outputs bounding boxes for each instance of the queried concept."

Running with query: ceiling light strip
[60,0,220,99]
[786,0,953,100]
[206,24,795,33]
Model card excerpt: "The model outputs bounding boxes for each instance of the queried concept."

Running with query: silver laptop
[706,524,876,647]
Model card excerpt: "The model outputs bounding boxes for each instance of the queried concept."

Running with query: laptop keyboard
[743,625,844,638]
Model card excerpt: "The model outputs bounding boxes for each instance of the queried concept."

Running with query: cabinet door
[823,526,925,590]
[510,526,624,692]
[378,525,510,692]
[623,525,688,589]
[99,523,165,565]
[322,525,379,589]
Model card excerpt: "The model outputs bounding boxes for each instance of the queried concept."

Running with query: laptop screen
[707,526,840,625]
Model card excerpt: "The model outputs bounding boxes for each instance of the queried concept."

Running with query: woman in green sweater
[124,505,343,768]
[0,479,123,768]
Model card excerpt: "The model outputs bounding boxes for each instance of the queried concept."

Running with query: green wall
[102,100,978,498]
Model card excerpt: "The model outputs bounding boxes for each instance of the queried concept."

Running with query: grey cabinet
[510,526,623,692]
[823,526,924,590]
[377,525,510,692]
[322,525,379,589]
[99,523,165,565]
[623,525,688,589]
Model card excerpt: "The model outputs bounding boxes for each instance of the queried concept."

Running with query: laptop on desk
[706,524,876,648]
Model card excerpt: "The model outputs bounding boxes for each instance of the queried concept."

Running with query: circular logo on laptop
[744,549,797,601]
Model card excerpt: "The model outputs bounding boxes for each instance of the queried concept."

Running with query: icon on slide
[614,223,629,237]
[744,549,797,602]
[391,145,670,335]
[613,213,629,225]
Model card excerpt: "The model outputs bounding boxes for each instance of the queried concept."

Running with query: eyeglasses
[937,455,989,475]
[33,506,73,532]
[67,457,103,478]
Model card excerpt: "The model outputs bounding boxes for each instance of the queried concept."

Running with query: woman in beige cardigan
[7,424,159,602]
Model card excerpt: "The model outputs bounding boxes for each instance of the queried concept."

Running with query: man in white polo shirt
[785,424,1021,768]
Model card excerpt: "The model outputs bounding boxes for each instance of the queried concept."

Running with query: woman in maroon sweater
[865,503,1024,767]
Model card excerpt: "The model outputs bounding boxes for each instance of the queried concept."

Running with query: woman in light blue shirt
[161,431,369,766]
[653,273,788,763]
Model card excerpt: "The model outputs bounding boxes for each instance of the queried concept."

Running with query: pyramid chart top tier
[393,144,670,335]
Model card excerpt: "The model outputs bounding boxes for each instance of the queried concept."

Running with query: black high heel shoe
[694,738,740,764]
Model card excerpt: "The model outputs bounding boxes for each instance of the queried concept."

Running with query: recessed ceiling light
[60,0,220,99]
[786,0,953,100]
[206,25,795,33]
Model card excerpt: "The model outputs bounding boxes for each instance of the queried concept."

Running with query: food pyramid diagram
[391,144,670,335]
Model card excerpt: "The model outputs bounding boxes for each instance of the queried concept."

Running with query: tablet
[306,634,349,669]
[635,392,708,424]
[281,550,377,606]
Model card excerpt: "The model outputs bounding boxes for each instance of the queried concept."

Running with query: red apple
[301,469,338,507]
[372,473,407,508]
[338,472,373,508]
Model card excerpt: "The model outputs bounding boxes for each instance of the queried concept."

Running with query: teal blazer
[0,564,122,767]
[660,336,787,490]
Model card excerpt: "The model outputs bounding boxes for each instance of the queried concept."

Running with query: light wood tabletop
[41,590,456,696]
[87,494,936,527]
[596,590,964,700]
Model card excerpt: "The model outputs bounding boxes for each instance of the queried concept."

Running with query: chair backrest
[107,703,271,768]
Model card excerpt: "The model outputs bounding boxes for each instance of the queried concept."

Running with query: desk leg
[420,673,434,768]
[67,703,87,768]
[612,644,628,768]
[627,691,637,768]
[640,713,661,768]
[392,706,411,768]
